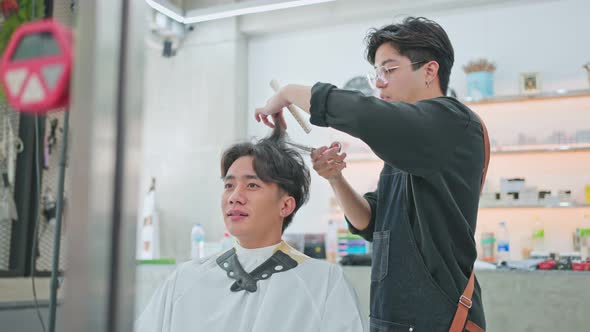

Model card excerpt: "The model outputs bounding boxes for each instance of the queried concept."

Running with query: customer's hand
[311,142,347,182]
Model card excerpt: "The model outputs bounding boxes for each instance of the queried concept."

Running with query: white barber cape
[136,241,366,332]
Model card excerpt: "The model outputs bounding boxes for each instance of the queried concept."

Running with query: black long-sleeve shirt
[310,82,486,328]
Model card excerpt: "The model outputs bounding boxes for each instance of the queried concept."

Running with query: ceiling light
[145,0,337,24]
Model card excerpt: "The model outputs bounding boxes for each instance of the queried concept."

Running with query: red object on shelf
[537,260,558,270]
[0,19,73,113]
[1,0,18,18]
[572,261,590,271]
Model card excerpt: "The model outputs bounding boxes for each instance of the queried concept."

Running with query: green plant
[463,58,496,73]
[0,0,45,101]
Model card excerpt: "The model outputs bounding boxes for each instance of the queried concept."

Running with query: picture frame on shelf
[520,72,540,94]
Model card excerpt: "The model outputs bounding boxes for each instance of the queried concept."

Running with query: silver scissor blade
[285,141,315,154]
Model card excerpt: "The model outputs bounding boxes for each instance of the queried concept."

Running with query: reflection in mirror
[133,1,590,332]
[3,1,585,332]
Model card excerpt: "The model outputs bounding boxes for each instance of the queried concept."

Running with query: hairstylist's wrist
[328,173,345,185]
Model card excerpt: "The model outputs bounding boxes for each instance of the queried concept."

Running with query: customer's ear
[279,196,296,218]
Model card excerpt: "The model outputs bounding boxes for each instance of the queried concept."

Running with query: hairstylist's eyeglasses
[367,61,427,88]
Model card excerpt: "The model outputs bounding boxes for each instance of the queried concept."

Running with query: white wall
[247,21,372,234]
[246,0,590,234]
[139,18,248,260]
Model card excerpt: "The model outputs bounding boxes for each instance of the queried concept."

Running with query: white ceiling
[237,0,557,36]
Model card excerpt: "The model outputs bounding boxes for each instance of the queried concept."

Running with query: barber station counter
[342,266,590,332]
[3,264,587,331]
[133,261,590,331]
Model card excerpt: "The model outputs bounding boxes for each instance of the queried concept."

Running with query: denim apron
[369,165,457,332]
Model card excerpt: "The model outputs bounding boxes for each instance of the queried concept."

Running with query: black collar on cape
[216,245,299,293]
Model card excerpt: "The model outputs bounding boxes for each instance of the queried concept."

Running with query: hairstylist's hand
[255,90,290,129]
[311,142,347,182]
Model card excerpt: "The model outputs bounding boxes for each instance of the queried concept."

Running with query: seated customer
[136,126,366,332]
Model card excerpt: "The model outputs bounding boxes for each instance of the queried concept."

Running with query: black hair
[220,125,311,232]
[365,16,454,94]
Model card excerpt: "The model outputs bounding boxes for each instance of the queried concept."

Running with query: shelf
[136,258,176,265]
[491,143,590,154]
[346,144,590,160]
[479,203,590,209]
[464,89,590,105]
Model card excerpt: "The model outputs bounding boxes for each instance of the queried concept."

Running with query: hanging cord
[32,115,48,332]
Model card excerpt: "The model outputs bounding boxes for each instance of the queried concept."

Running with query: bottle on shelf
[480,232,496,262]
[326,219,339,263]
[496,221,511,262]
[532,216,545,253]
[573,228,581,253]
[581,214,590,261]
[191,223,205,260]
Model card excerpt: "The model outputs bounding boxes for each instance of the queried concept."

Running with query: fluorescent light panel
[146,0,336,24]
[146,0,186,23]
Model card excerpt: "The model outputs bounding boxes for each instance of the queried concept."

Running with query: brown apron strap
[466,320,486,332]
[449,271,475,332]
[449,114,490,332]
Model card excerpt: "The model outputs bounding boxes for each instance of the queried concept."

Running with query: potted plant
[463,58,496,100]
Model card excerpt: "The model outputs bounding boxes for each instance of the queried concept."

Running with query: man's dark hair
[220,126,311,232]
[365,16,454,94]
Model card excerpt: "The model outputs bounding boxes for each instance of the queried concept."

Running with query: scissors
[285,142,342,156]
[285,142,315,154]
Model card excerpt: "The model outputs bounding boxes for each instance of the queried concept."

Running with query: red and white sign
[0,19,73,113]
